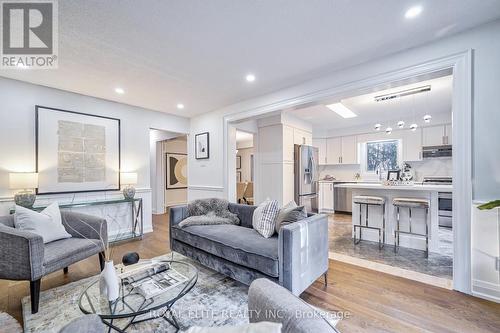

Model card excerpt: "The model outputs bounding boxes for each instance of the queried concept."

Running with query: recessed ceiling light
[405,5,423,19]
[245,74,256,82]
[177,103,185,109]
[326,103,357,118]
[114,87,125,94]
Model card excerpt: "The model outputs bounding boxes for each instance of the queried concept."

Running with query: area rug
[0,312,23,333]
[22,253,249,332]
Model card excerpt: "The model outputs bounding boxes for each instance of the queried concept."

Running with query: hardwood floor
[2,213,499,332]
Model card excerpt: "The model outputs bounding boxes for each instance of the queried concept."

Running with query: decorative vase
[14,191,36,208]
[99,260,120,301]
[123,185,136,200]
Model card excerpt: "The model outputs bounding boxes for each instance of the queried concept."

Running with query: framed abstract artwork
[35,105,121,194]
[166,153,187,189]
[195,132,209,159]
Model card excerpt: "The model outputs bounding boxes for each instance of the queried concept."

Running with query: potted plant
[477,200,500,210]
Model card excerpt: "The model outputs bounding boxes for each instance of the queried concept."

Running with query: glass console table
[10,198,143,243]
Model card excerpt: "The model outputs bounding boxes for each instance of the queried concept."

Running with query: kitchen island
[335,182,452,253]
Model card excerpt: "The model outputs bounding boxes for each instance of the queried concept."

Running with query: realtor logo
[1,0,58,68]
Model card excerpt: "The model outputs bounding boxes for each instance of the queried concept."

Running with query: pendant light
[410,94,418,131]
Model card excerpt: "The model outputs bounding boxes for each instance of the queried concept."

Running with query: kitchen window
[365,140,400,172]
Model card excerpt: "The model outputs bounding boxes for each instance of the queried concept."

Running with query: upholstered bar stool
[393,197,430,257]
[353,195,386,249]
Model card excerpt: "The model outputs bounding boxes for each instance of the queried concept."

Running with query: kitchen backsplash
[319,158,452,182]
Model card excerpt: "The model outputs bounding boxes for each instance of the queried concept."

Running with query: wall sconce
[9,172,38,208]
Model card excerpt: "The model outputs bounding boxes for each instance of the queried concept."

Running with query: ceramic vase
[99,260,119,301]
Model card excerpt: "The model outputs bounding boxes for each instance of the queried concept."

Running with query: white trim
[472,279,500,303]
[331,252,453,290]
[222,50,472,294]
[188,185,224,192]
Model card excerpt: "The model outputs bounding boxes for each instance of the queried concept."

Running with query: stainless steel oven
[423,177,452,228]
[438,192,452,228]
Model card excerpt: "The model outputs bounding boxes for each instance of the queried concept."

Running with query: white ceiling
[287,75,453,130]
[1,1,499,117]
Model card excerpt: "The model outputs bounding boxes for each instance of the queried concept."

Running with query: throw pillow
[275,201,307,233]
[252,199,279,238]
[14,202,72,243]
[184,322,282,333]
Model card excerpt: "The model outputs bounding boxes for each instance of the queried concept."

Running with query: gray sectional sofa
[170,202,329,295]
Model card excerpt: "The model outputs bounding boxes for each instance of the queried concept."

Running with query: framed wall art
[236,155,241,169]
[195,132,209,159]
[166,153,187,189]
[35,105,121,194]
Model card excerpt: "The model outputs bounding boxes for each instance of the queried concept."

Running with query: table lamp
[121,172,137,200]
[9,172,38,208]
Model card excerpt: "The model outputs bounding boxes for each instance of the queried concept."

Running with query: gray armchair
[0,211,107,314]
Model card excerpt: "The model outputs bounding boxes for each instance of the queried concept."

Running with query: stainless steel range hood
[422,145,452,159]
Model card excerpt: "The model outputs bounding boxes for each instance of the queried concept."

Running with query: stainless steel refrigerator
[294,144,319,213]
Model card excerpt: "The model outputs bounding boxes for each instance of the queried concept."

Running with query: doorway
[149,129,188,215]
[222,51,472,293]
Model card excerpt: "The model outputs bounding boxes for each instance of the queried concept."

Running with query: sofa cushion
[43,238,101,274]
[172,224,279,277]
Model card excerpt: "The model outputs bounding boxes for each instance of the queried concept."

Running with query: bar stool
[353,195,386,249]
[393,198,430,257]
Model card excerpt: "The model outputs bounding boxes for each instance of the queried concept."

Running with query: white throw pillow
[14,202,72,243]
[252,199,280,238]
[184,322,282,333]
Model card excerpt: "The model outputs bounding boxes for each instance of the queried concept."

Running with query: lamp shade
[121,172,138,185]
[9,172,38,189]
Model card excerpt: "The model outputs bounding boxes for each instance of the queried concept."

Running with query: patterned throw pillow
[275,201,307,233]
[252,199,280,238]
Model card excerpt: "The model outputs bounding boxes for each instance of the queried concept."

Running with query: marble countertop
[334,182,453,192]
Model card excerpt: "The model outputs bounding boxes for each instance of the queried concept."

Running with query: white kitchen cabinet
[325,136,358,165]
[445,124,452,145]
[423,125,446,146]
[326,137,342,164]
[403,128,423,161]
[341,135,358,164]
[293,128,312,146]
[319,182,335,212]
[312,138,327,165]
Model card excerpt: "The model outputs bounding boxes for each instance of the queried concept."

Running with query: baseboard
[472,279,500,303]
[330,252,453,290]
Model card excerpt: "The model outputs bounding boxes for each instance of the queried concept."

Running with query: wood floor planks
[1,213,499,332]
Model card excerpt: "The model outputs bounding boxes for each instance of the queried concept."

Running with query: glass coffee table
[79,260,198,332]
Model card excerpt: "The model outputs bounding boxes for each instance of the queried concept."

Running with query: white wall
[237,147,254,182]
[188,20,500,202]
[150,129,179,214]
[0,77,190,233]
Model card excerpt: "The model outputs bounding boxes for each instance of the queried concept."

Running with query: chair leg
[63,267,68,274]
[30,279,41,314]
[99,251,105,271]
[324,271,328,286]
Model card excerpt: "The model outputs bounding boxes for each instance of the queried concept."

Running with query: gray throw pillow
[275,204,307,232]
